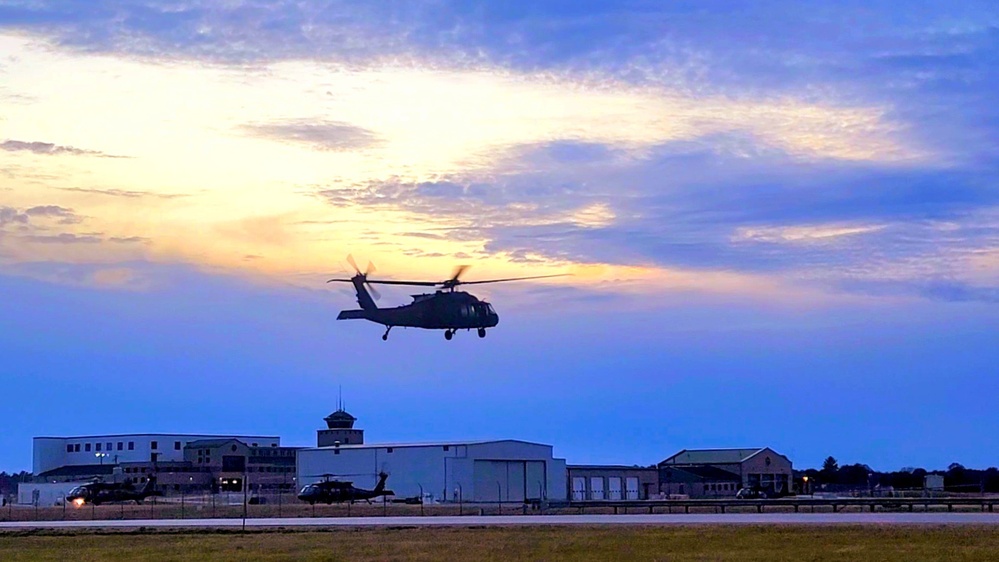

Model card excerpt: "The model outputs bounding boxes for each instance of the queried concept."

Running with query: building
[298,439,567,503]
[658,447,793,497]
[184,438,298,493]
[317,404,364,447]
[659,465,742,498]
[299,407,566,503]
[22,433,286,503]
[33,433,280,476]
[567,465,658,500]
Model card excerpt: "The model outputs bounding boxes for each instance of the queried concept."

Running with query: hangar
[297,440,567,503]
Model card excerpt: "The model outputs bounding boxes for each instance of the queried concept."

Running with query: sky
[1,1,997,473]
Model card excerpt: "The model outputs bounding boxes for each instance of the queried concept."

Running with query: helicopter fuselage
[338,290,499,330]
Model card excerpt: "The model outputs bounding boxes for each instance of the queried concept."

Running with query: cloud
[1,205,81,227]
[59,187,188,199]
[240,119,381,152]
[1,139,125,158]
[24,233,102,244]
[0,207,30,227]
[734,223,887,244]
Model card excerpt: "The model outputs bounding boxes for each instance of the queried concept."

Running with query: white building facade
[33,434,280,476]
[297,440,567,503]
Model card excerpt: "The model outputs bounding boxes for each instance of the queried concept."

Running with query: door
[526,462,546,500]
[608,477,622,500]
[626,477,639,500]
[572,477,586,501]
[589,477,604,500]
[473,460,526,502]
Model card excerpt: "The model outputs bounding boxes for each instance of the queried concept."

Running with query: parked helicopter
[66,475,159,506]
[328,256,567,340]
[297,472,393,505]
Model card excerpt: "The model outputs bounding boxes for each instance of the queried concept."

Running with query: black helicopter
[329,256,566,340]
[66,475,159,506]
[297,472,393,505]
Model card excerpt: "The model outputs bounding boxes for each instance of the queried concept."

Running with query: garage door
[473,461,529,502]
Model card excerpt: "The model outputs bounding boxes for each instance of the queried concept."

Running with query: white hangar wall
[296,440,567,503]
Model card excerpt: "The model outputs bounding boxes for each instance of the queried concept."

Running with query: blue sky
[1,1,997,473]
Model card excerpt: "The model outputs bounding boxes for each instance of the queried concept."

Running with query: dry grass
[3,525,999,561]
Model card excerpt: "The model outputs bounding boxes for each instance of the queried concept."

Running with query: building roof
[662,465,742,482]
[299,439,552,452]
[38,464,115,479]
[659,448,767,466]
[567,465,657,471]
[34,433,280,440]
[323,408,357,429]
[185,438,244,448]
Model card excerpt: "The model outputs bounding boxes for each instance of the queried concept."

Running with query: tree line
[801,457,999,492]
[0,471,33,496]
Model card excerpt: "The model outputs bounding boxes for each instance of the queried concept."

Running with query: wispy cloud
[58,187,189,199]
[240,120,381,152]
[1,139,126,158]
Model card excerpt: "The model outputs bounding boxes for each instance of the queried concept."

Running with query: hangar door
[473,461,546,502]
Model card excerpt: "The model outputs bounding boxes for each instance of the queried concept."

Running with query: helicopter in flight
[329,256,567,340]
[297,472,394,505]
[66,475,159,506]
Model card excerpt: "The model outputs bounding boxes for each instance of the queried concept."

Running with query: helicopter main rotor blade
[356,279,440,286]
[453,274,571,285]
[450,265,469,282]
[346,254,360,274]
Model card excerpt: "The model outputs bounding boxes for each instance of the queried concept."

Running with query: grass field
[3,525,999,561]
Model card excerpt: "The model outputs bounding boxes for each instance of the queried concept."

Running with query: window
[174,441,181,450]
[334,449,340,455]
[66,444,73,453]
[443,445,449,451]
[117,442,123,451]
[387,448,394,453]
[128,442,134,450]
[85,443,91,452]
[96,443,102,452]
[74,444,80,452]
[151,441,158,450]
[107,442,112,450]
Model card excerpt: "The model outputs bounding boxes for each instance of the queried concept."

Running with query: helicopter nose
[488,313,499,327]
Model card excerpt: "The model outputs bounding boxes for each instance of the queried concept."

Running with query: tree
[818,456,839,484]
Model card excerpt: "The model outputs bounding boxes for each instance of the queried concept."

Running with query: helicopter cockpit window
[300,485,318,495]
[68,486,86,496]
[486,304,495,314]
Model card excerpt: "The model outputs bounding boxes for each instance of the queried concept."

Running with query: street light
[95,452,108,465]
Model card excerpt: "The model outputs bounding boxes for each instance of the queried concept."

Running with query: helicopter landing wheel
[382,326,392,341]
[444,330,453,341]
[477,328,486,338]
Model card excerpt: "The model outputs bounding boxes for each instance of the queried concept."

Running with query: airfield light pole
[278,472,284,518]
[457,484,463,516]
[496,481,502,515]
[242,469,248,532]
[418,484,424,516]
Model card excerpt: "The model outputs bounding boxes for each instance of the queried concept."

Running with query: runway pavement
[3,513,999,529]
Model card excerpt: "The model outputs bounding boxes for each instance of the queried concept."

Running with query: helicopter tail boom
[337,309,369,320]
[351,276,378,311]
